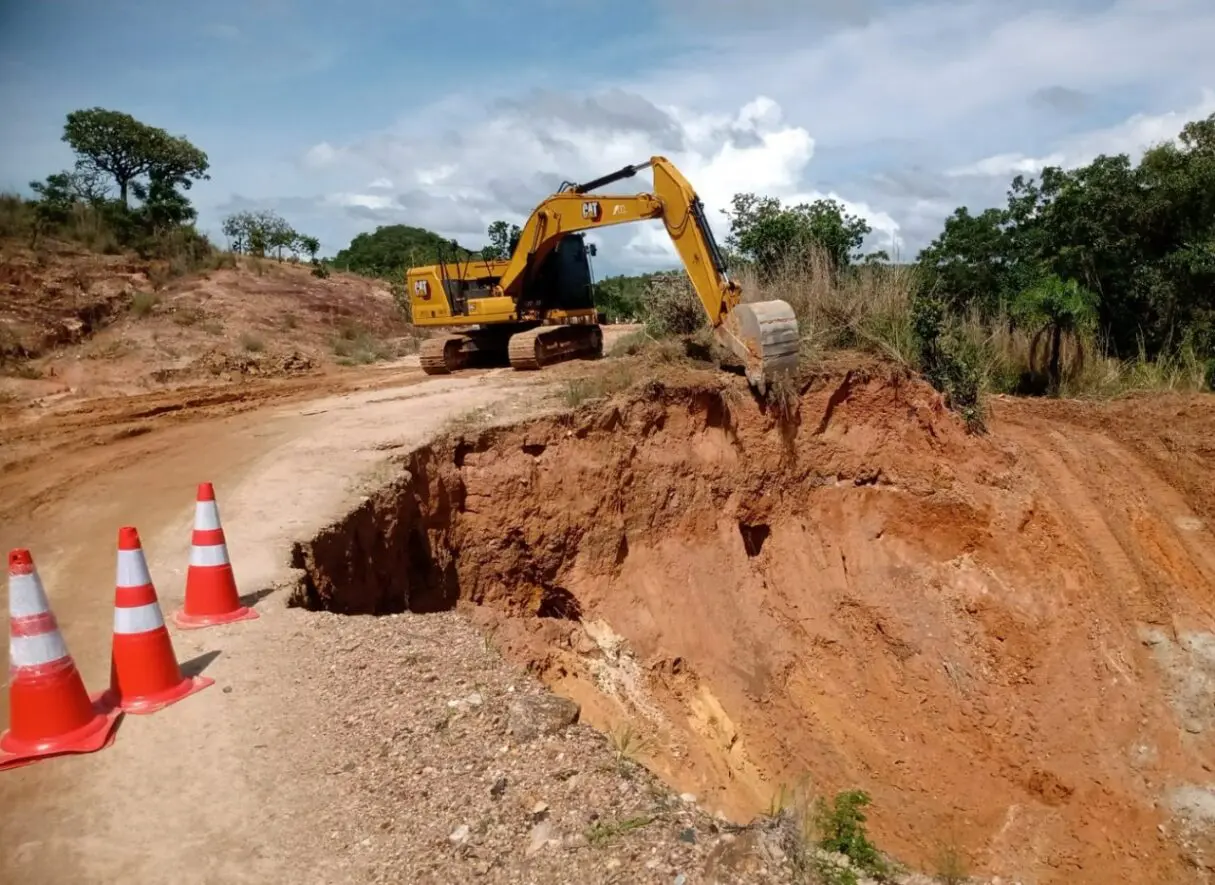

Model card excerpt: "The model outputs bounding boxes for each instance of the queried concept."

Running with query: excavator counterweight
[406,156,800,389]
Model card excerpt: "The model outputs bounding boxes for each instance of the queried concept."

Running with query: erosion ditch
[289,369,1215,885]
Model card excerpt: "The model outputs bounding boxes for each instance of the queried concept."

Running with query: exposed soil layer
[0,237,415,408]
[292,369,1215,884]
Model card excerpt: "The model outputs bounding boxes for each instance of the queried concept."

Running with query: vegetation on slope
[329,225,474,279]
[615,115,1215,425]
[2,107,324,283]
[9,102,1213,419]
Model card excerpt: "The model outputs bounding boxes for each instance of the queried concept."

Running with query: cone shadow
[179,649,221,678]
[238,586,276,608]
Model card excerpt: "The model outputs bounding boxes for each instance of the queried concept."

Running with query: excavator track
[508,324,603,371]
[419,334,473,375]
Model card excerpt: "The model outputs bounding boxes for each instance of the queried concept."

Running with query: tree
[331,225,472,279]
[222,212,250,253]
[27,173,79,245]
[724,193,871,278]
[593,273,650,322]
[221,209,312,262]
[917,206,1028,318]
[918,112,1215,365]
[263,213,296,262]
[1012,275,1099,394]
[136,176,197,236]
[62,108,210,207]
[483,220,522,260]
[297,234,321,263]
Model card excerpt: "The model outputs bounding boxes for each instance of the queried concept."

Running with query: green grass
[585,814,653,847]
[239,331,265,353]
[606,722,653,773]
[562,364,637,407]
[331,321,395,365]
[129,291,160,317]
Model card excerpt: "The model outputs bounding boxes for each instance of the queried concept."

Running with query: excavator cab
[515,233,595,316]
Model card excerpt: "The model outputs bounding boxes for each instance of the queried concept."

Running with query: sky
[1,0,1214,276]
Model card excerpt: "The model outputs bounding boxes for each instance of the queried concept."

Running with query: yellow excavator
[408,156,799,389]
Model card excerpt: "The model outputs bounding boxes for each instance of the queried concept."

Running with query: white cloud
[628,0,1215,149]
[947,88,1215,178]
[266,0,1215,268]
[326,192,397,211]
[302,141,340,169]
[303,91,905,270]
[415,164,457,187]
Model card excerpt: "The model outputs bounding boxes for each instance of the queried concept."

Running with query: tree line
[12,107,322,276]
[11,104,1212,401]
[221,209,320,264]
[696,118,1215,400]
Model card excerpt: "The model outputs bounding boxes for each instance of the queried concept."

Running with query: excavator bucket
[715,299,800,393]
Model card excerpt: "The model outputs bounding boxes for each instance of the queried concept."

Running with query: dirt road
[4,345,1214,884]
[0,360,570,884]
[292,373,1215,885]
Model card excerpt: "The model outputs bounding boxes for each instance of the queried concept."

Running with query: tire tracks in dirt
[0,366,559,884]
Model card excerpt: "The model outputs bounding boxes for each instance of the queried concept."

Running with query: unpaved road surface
[4,328,803,885]
[0,362,568,883]
[4,343,1214,885]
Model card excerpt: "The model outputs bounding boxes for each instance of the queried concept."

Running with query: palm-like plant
[1013,274,1099,394]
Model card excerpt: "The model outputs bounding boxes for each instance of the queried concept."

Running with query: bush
[913,293,985,431]
[330,322,395,365]
[390,281,411,321]
[642,272,705,337]
[814,790,888,878]
[0,193,34,238]
[129,291,160,318]
[737,244,917,366]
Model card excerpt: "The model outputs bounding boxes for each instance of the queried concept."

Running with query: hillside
[330,224,475,278]
[0,237,415,407]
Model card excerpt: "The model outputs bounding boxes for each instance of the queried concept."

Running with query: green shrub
[814,790,887,878]
[642,272,705,337]
[912,293,985,430]
[129,291,160,317]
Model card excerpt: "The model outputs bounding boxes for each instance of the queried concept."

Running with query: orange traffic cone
[1,549,121,771]
[172,482,258,630]
[104,527,214,713]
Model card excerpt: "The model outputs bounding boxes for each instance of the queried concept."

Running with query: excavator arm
[496,156,799,389]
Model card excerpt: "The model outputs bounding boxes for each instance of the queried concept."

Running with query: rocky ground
[302,609,943,885]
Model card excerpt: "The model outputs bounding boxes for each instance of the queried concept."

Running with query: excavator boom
[408,155,799,389]
[496,157,799,388]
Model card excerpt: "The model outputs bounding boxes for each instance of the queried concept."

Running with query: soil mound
[1,239,413,405]
[292,368,1215,883]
